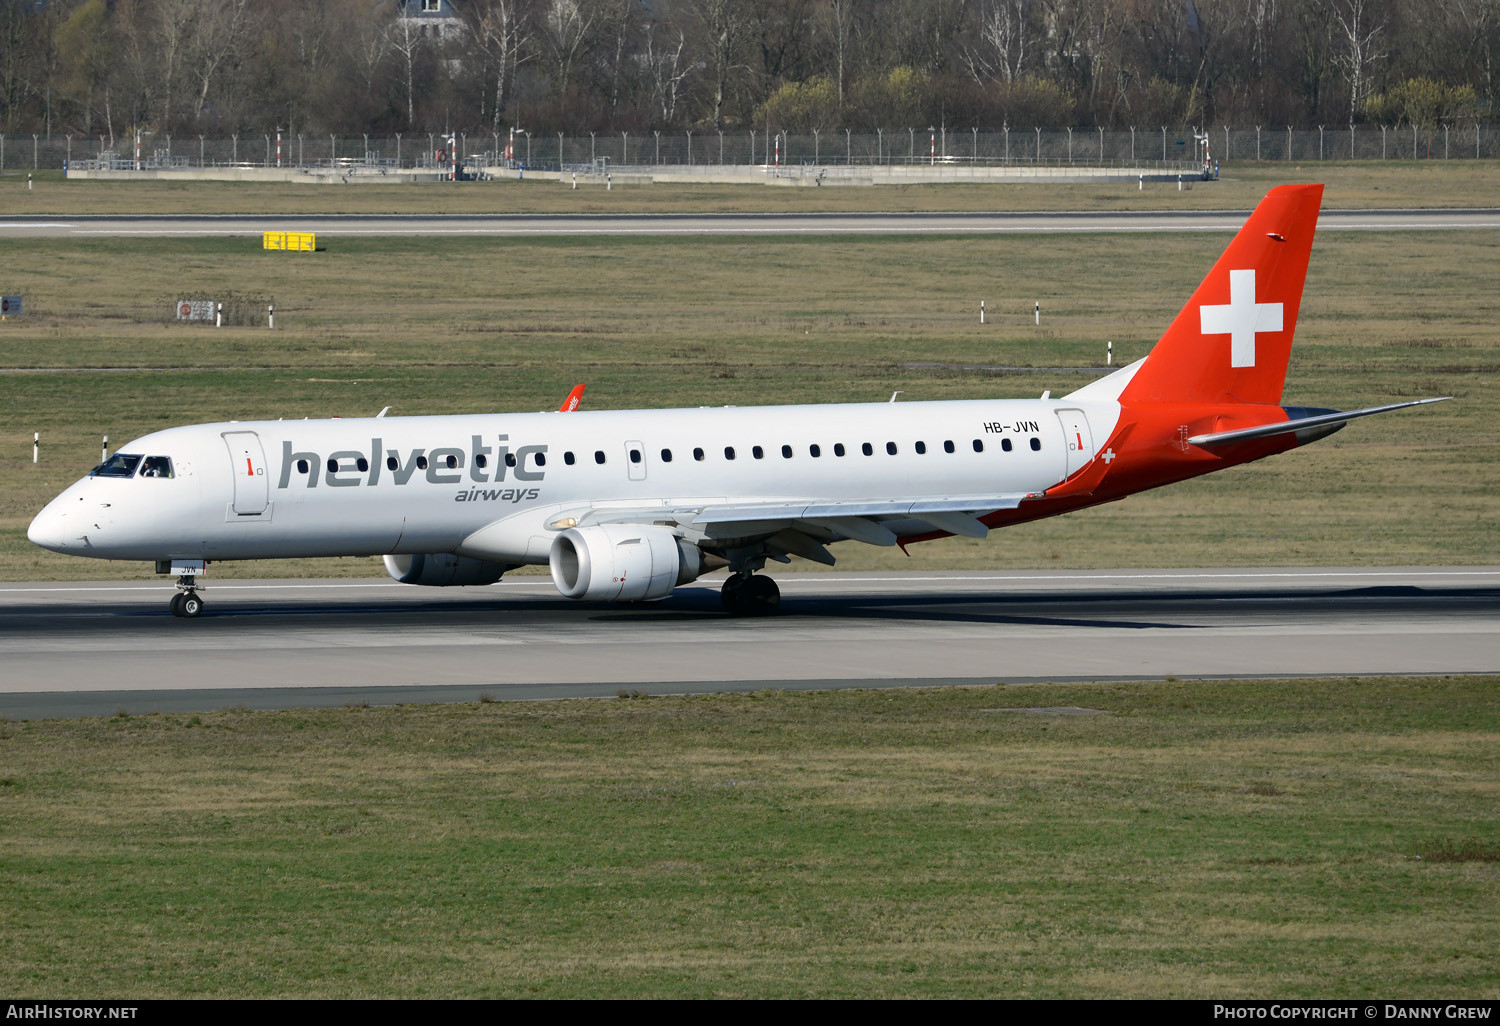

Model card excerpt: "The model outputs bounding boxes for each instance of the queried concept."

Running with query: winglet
[559,384,585,412]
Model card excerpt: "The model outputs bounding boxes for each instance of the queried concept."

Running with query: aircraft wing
[557,493,1032,559]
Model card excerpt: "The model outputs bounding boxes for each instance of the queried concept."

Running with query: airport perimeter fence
[14,125,1499,174]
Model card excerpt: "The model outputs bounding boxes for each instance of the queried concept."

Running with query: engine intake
[384,552,513,587]
[549,525,705,602]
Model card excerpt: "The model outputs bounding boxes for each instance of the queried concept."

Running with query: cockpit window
[90,453,142,478]
[140,456,174,479]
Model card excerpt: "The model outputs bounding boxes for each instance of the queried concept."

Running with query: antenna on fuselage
[376,407,390,418]
[890,391,903,403]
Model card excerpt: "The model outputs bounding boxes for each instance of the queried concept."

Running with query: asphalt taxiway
[1,567,1495,719]
[0,209,1496,238]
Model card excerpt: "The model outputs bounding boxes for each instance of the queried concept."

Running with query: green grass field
[2,224,1496,580]
[1,677,1495,998]
[4,160,1500,215]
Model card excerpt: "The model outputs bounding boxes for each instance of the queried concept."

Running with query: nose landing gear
[170,575,204,618]
[721,571,780,616]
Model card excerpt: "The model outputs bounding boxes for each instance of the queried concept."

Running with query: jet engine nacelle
[549,525,706,602]
[384,552,512,586]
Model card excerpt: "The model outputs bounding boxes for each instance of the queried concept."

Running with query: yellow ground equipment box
[263,232,315,252]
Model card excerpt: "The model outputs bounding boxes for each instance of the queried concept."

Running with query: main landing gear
[169,575,204,618]
[721,571,780,616]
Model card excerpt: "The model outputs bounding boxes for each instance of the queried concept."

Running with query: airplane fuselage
[30,397,1115,565]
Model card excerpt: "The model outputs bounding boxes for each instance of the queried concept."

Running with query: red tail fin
[1120,184,1323,407]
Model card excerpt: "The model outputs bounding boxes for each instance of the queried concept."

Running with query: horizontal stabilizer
[1187,397,1451,448]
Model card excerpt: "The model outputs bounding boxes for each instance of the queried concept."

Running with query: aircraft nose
[27,502,70,553]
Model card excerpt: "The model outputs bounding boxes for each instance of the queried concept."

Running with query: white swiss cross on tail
[1199,269,1283,368]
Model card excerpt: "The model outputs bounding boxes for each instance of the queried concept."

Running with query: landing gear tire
[721,573,780,616]
[169,593,185,617]
[179,593,204,618]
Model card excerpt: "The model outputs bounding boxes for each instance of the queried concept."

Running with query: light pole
[876,128,883,163]
[813,128,819,163]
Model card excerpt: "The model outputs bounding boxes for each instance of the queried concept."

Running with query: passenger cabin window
[357,458,369,472]
[297,459,310,474]
[834,443,846,457]
[564,451,576,466]
[140,456,174,478]
[886,442,898,455]
[781,444,793,459]
[594,450,606,464]
[693,447,705,461]
[629,448,642,464]
[387,455,399,470]
[416,456,429,470]
[445,454,458,469]
[724,446,736,460]
[660,449,672,463]
[1030,437,1042,451]
[972,439,984,453]
[914,441,926,455]
[505,453,517,467]
[943,440,955,453]
[810,444,821,458]
[475,454,488,469]
[861,442,873,456]
[1001,438,1013,452]
[752,445,764,460]
[90,453,142,478]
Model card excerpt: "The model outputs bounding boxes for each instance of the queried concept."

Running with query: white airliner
[29,185,1446,617]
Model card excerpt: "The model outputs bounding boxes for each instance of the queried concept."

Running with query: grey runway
[0,209,1495,238]
[1,567,1496,719]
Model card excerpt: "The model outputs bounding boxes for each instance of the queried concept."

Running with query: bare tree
[542,0,594,95]
[642,21,694,125]
[188,0,256,128]
[819,0,858,109]
[1436,0,1500,108]
[387,2,424,126]
[461,0,531,132]
[1323,0,1387,123]
[963,0,1032,85]
[687,0,754,129]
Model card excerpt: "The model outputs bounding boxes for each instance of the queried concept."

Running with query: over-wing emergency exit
[28,185,1447,616]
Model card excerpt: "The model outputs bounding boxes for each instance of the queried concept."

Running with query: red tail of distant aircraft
[559,383,586,412]
[30,184,1449,616]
